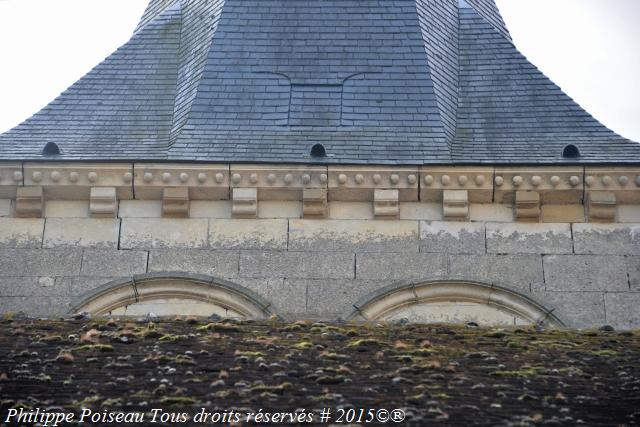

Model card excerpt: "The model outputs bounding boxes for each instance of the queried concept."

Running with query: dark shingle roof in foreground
[1,319,639,425]
[1,0,638,164]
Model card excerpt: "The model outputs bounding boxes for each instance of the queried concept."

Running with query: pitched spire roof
[1,0,638,164]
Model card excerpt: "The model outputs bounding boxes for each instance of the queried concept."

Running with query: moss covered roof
[0,318,639,426]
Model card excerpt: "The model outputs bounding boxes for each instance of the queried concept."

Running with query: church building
[0,0,638,328]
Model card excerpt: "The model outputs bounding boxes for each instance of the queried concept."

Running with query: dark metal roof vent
[310,143,326,158]
[42,142,61,156]
[562,144,580,159]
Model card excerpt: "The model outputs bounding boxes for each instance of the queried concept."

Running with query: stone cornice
[2,162,640,221]
[22,162,134,199]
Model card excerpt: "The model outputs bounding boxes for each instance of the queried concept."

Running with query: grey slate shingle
[0,2,182,160]
[462,0,511,42]
[453,6,640,163]
[135,0,178,32]
[0,0,638,164]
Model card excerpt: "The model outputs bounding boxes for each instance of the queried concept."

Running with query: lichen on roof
[1,318,639,425]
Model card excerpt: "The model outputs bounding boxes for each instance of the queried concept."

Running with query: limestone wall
[0,199,638,329]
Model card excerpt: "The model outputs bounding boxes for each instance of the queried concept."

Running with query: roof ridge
[168,0,226,146]
[135,0,179,33]
[463,0,512,42]
[415,0,459,151]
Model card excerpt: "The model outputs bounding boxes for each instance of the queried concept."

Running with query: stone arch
[345,279,566,327]
[70,272,274,319]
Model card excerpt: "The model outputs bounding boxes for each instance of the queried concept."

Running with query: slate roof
[0,0,638,164]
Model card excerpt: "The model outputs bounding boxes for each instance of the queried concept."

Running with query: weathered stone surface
[59,276,118,299]
[604,293,640,330]
[420,221,485,254]
[328,202,373,219]
[572,223,640,255]
[0,277,60,297]
[209,219,287,250]
[44,201,90,218]
[120,218,208,249]
[81,250,148,276]
[399,202,442,220]
[356,253,447,281]
[0,249,82,276]
[628,256,640,290]
[43,218,120,248]
[0,199,11,217]
[302,279,386,317]
[0,218,44,248]
[532,291,605,328]
[15,186,43,218]
[0,296,70,317]
[618,205,640,223]
[543,255,628,291]
[288,219,419,252]
[448,255,543,290]
[148,249,238,278]
[189,201,232,218]
[486,223,573,254]
[235,278,306,316]
[541,204,585,223]
[118,200,162,218]
[260,201,302,218]
[239,251,354,279]
[469,204,512,222]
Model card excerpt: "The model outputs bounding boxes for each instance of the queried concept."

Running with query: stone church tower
[0,0,638,328]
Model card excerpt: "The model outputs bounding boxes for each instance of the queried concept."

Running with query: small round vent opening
[310,143,326,158]
[562,144,580,159]
[42,142,61,156]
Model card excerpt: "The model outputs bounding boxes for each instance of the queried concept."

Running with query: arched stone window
[70,273,274,319]
[346,280,565,327]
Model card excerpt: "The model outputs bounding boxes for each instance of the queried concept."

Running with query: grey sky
[0,0,638,142]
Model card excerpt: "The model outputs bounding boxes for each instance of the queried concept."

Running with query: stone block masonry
[0,216,637,329]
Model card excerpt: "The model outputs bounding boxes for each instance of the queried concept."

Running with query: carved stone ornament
[515,191,541,222]
[374,189,400,219]
[442,190,469,221]
[15,186,44,218]
[232,188,258,218]
[89,187,118,218]
[162,187,190,218]
[587,191,617,223]
[302,188,327,218]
